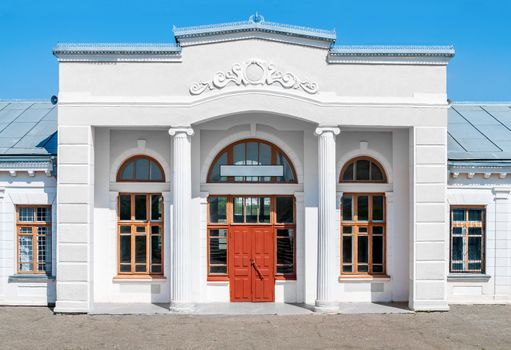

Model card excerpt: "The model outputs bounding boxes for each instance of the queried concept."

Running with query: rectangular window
[17,206,52,274]
[450,206,485,273]
[341,193,386,275]
[209,228,228,274]
[118,194,163,275]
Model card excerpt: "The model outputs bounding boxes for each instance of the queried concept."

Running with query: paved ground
[1,305,510,349]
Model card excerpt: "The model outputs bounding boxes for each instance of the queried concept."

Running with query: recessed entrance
[229,226,275,302]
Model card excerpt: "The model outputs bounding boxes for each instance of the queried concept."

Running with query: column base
[54,300,89,314]
[314,300,339,313]
[169,301,195,313]
[409,300,449,312]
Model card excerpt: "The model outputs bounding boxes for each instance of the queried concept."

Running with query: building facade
[1,15,510,313]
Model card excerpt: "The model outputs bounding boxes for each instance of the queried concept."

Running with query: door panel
[229,226,275,302]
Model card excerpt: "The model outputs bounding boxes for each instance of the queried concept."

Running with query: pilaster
[493,187,511,300]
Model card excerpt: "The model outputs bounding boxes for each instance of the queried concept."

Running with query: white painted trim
[200,130,304,184]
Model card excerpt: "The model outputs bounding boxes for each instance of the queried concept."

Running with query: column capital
[493,187,511,200]
[169,127,194,137]
[314,126,340,136]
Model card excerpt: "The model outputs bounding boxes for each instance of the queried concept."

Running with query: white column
[168,127,194,311]
[314,126,340,312]
[493,187,511,301]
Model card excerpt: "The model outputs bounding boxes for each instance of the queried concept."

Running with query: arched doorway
[206,139,297,302]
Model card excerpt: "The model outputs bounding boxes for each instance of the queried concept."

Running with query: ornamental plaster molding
[168,127,194,136]
[190,59,319,96]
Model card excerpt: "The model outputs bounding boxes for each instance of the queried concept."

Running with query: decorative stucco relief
[189,59,319,95]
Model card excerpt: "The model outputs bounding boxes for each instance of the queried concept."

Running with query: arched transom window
[340,156,386,183]
[117,155,165,182]
[208,139,297,183]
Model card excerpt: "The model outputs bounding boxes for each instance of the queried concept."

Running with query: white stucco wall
[0,173,57,305]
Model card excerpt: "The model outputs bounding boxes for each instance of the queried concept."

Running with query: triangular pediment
[173,14,336,49]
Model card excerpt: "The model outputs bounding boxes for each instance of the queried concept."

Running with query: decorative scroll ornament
[190,59,319,95]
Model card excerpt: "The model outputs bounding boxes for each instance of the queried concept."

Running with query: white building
[1,15,510,313]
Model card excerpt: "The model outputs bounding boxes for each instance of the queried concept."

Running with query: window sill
[113,275,166,283]
[207,275,229,282]
[447,274,491,282]
[275,275,296,281]
[339,275,391,282]
[9,274,55,283]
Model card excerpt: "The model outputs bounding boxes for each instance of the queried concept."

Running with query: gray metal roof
[449,103,511,162]
[0,101,57,156]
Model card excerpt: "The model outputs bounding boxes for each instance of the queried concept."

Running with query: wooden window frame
[207,195,296,281]
[116,155,165,182]
[207,139,298,184]
[449,206,485,274]
[117,193,164,277]
[339,156,387,183]
[16,205,52,275]
[340,193,387,276]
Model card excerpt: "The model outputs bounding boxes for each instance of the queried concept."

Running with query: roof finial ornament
[249,12,264,23]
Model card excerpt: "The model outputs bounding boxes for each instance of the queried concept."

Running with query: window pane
[246,142,259,165]
[277,228,294,238]
[468,237,481,261]
[468,227,482,236]
[120,226,131,234]
[151,265,162,273]
[452,237,463,261]
[19,207,34,222]
[452,227,463,236]
[151,236,162,265]
[342,196,353,221]
[135,158,150,181]
[342,163,354,181]
[356,160,370,180]
[373,236,383,265]
[358,196,369,221]
[358,264,369,272]
[135,236,146,264]
[373,265,384,273]
[372,196,384,221]
[149,161,163,181]
[210,229,227,237]
[468,262,481,271]
[373,226,384,235]
[120,161,134,180]
[452,209,465,221]
[342,236,352,264]
[276,197,294,223]
[451,262,463,271]
[135,195,147,220]
[259,197,271,223]
[209,197,227,224]
[36,207,50,222]
[468,209,482,222]
[18,236,33,266]
[120,236,131,264]
[210,266,227,274]
[210,237,227,265]
[151,195,162,221]
[276,152,295,182]
[277,265,294,274]
[120,195,131,220]
[277,238,293,266]
[151,226,161,235]
[233,143,245,165]
[259,143,271,165]
[343,226,353,234]
[371,163,384,181]
[37,226,49,236]
[343,265,353,273]
[233,197,244,223]
[246,197,258,223]
[210,152,228,182]
[358,236,368,263]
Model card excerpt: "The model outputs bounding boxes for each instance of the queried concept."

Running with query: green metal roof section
[0,101,57,156]
[449,103,511,163]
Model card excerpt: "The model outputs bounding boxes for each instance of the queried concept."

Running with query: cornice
[327,45,455,65]
[53,43,182,62]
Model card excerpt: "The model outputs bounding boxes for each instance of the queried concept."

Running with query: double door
[229,226,275,302]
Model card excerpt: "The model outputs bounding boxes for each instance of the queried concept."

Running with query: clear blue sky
[1,0,510,101]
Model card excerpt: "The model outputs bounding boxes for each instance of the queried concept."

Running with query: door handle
[250,258,264,280]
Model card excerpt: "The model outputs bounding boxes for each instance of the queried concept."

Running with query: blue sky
[0,0,510,101]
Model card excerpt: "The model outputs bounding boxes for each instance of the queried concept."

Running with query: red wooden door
[229,226,275,302]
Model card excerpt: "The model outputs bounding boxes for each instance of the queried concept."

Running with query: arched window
[117,155,165,182]
[340,156,386,183]
[207,139,297,183]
